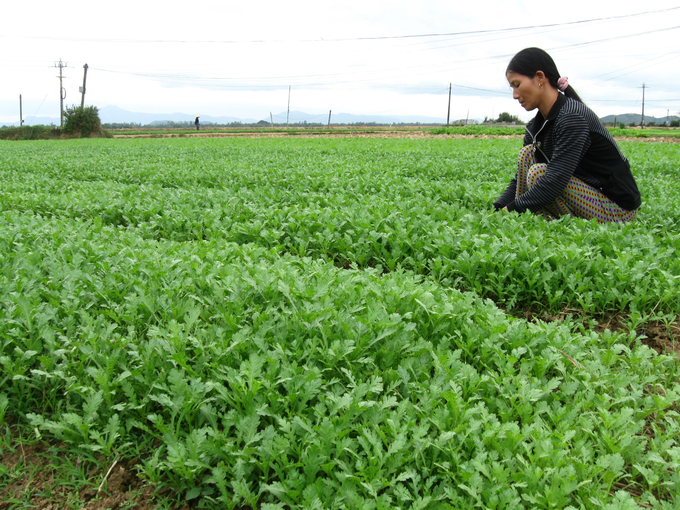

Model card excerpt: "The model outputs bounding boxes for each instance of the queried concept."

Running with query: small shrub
[63,105,104,137]
[496,111,525,124]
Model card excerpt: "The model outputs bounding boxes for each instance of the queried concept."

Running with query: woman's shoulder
[554,98,598,130]
[554,98,620,148]
[557,97,602,122]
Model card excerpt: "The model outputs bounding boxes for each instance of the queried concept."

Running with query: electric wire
[4,6,678,121]
[7,6,678,44]
[87,23,680,94]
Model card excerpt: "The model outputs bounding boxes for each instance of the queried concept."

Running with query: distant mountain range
[4,106,677,128]
[5,115,62,127]
[4,106,450,127]
[99,106,253,125]
[96,106,449,126]
[600,113,678,125]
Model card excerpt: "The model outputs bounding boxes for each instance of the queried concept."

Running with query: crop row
[2,211,679,508]
[2,136,679,508]
[1,138,678,314]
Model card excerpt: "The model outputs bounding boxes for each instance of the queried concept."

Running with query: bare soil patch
[519,308,680,357]
[613,136,680,144]
[0,433,170,510]
[112,127,680,142]
[113,130,524,140]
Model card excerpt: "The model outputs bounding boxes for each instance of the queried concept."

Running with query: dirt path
[112,130,680,142]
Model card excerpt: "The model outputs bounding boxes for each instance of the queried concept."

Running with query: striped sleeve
[513,112,590,213]
[493,179,517,209]
[493,126,532,210]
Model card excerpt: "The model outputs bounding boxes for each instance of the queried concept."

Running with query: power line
[598,51,680,82]
[336,7,680,43]
[13,9,677,121]
[88,21,680,93]
[8,7,680,45]
[549,25,680,52]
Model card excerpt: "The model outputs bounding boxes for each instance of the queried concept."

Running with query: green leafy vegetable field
[1,136,679,509]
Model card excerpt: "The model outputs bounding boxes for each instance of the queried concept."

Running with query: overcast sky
[2,0,679,124]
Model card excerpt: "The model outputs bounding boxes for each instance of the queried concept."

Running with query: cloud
[2,1,679,121]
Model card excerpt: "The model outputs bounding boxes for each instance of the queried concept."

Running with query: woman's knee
[526,164,547,187]
[518,145,534,158]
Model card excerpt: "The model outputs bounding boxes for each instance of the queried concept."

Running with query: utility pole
[328,110,332,129]
[286,86,291,127]
[80,63,88,108]
[270,112,274,128]
[19,95,24,127]
[446,83,451,126]
[640,83,646,129]
[54,59,67,127]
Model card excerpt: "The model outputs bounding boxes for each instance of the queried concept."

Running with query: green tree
[496,112,525,124]
[63,105,103,137]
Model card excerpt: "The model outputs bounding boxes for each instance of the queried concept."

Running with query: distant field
[2,123,679,141]
[113,124,680,140]
[1,136,678,509]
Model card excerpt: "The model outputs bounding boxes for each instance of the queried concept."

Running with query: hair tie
[557,76,569,92]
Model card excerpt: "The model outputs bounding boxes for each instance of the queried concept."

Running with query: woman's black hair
[507,47,583,103]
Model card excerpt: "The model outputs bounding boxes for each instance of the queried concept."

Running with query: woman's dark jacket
[494,94,641,213]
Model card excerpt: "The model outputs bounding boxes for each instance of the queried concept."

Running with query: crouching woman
[493,47,641,222]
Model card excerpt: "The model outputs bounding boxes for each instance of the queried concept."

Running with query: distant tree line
[481,112,526,125]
